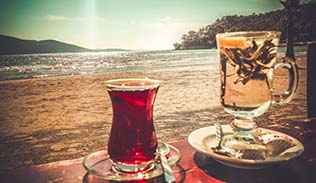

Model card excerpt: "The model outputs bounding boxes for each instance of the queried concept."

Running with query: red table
[1,119,316,183]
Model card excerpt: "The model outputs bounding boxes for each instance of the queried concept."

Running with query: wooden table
[1,119,316,183]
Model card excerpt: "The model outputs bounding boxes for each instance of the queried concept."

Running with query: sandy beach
[0,58,307,170]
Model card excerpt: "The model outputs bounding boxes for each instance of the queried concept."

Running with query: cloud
[45,15,72,21]
[43,15,110,23]
[159,16,173,23]
[75,16,108,23]
[129,17,204,34]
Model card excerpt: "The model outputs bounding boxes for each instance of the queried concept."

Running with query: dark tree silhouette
[280,0,302,61]
[174,2,316,50]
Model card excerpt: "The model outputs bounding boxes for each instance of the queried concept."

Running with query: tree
[173,1,315,50]
[173,43,182,50]
[280,0,302,61]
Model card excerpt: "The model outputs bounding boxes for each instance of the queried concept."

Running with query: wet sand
[0,58,307,170]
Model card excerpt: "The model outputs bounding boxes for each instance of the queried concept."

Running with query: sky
[0,0,291,50]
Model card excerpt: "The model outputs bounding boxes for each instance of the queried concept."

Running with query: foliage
[174,2,316,50]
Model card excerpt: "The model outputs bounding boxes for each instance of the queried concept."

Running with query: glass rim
[216,31,281,38]
[106,78,161,91]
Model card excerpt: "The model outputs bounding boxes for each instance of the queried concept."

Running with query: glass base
[221,134,268,160]
[111,160,155,173]
[219,128,297,160]
[82,143,181,181]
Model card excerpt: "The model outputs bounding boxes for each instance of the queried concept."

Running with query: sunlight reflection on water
[0,49,217,80]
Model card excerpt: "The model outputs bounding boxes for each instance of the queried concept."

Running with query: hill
[174,2,316,50]
[0,35,92,55]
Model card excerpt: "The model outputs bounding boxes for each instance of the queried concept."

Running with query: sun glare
[87,0,96,49]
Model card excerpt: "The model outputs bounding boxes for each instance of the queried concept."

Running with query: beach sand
[0,58,307,170]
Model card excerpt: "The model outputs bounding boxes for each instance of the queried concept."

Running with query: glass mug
[106,78,160,173]
[216,31,298,154]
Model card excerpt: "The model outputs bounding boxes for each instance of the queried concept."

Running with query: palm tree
[280,0,302,61]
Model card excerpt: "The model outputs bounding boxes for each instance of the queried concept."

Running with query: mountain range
[0,35,127,55]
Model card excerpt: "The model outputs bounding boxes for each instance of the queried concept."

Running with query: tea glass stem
[230,118,258,143]
[231,118,257,132]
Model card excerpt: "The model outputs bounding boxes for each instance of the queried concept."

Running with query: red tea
[106,79,160,172]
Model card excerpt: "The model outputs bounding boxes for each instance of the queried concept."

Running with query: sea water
[0,49,218,81]
[0,47,306,81]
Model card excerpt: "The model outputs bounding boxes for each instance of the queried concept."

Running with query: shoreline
[0,58,307,170]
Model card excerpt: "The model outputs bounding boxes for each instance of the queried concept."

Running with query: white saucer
[188,125,304,169]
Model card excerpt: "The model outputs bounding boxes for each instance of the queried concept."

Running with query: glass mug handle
[272,57,299,104]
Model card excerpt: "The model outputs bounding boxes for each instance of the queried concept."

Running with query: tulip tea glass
[216,31,298,159]
[82,78,181,181]
[106,78,160,173]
